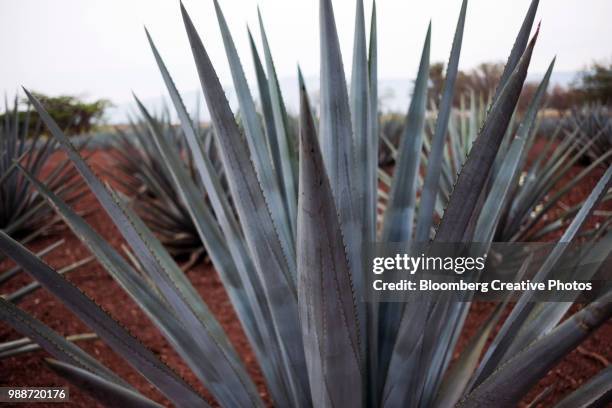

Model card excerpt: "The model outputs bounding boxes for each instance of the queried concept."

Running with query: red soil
[1,145,610,407]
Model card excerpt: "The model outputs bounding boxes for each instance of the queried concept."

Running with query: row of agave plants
[107,93,612,262]
[0,98,94,299]
[1,0,611,406]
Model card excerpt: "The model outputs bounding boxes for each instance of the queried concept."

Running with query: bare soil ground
[1,143,610,407]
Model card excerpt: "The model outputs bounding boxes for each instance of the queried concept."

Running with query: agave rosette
[0,0,611,407]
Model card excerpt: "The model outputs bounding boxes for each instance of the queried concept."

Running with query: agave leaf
[247,28,284,194]
[144,29,256,296]
[212,0,295,256]
[459,290,612,407]
[554,365,612,408]
[381,313,425,407]
[377,22,430,384]
[139,43,292,402]
[473,58,555,243]
[349,0,374,383]
[382,5,467,403]
[0,333,97,359]
[386,13,538,407]
[23,89,262,407]
[489,111,517,182]
[18,164,260,407]
[0,231,206,407]
[472,164,612,388]
[0,238,63,285]
[428,251,530,407]
[433,255,534,408]
[319,0,365,354]
[297,68,316,123]
[0,336,36,354]
[417,288,470,407]
[257,9,298,237]
[297,81,362,407]
[319,0,354,189]
[381,24,431,244]
[433,302,507,408]
[133,96,238,288]
[180,4,310,404]
[44,358,164,408]
[368,0,379,230]
[115,191,270,407]
[350,0,371,240]
[494,0,540,99]
[0,298,127,388]
[133,95,291,405]
[366,1,380,402]
[502,228,612,360]
[415,0,467,241]
[6,256,94,304]
[434,26,539,243]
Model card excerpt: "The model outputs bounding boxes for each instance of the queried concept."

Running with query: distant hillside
[106,70,578,124]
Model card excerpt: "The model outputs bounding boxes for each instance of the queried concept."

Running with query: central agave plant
[1,0,611,407]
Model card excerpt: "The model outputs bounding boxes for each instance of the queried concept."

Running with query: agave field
[1,0,611,407]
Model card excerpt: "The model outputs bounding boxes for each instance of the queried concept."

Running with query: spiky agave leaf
[213,0,296,257]
[44,359,163,408]
[146,25,295,407]
[0,333,97,359]
[415,0,467,242]
[318,0,366,373]
[181,4,311,405]
[459,289,612,407]
[434,25,539,244]
[0,238,63,285]
[4,255,94,304]
[0,297,124,386]
[376,21,431,387]
[297,79,362,407]
[257,8,299,235]
[0,231,208,407]
[382,14,542,408]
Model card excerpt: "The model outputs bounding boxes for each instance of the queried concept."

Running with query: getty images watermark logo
[364,242,609,302]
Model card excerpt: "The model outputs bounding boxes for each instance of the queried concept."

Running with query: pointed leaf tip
[526,21,541,52]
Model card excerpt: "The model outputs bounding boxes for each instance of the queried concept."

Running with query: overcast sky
[0,0,610,108]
